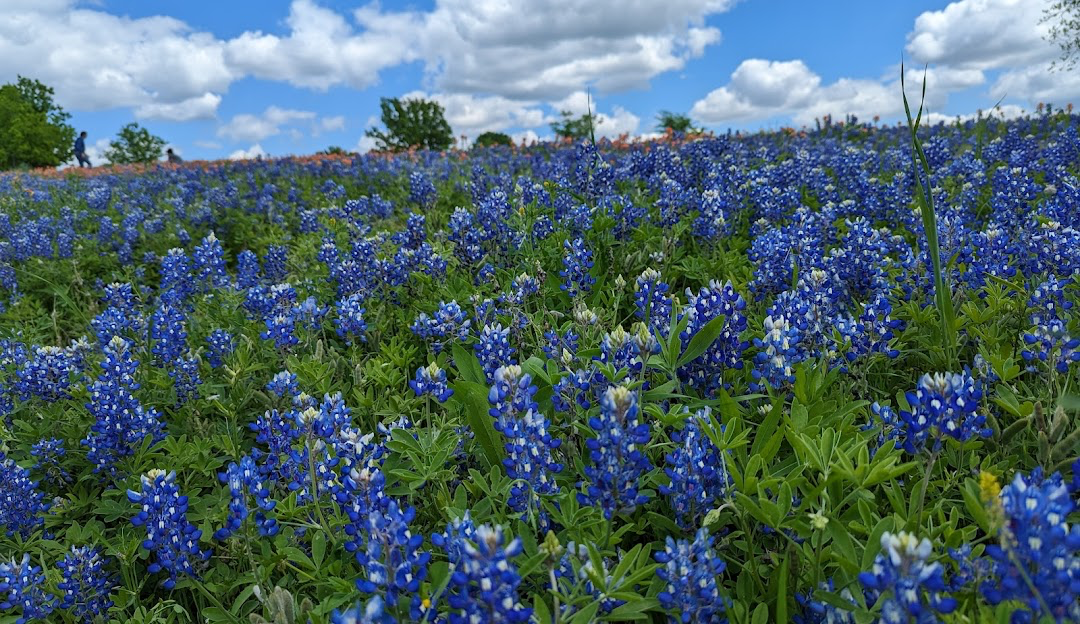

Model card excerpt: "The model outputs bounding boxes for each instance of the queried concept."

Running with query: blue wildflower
[896,370,988,454]
[443,524,531,624]
[0,454,49,539]
[128,469,213,590]
[56,546,115,624]
[410,363,453,402]
[214,455,278,540]
[579,386,652,519]
[660,407,731,528]
[335,294,368,345]
[474,324,514,383]
[206,329,235,368]
[655,528,728,624]
[559,237,595,299]
[858,531,957,623]
[0,554,56,624]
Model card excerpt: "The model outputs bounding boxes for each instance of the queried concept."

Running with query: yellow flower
[979,470,1001,504]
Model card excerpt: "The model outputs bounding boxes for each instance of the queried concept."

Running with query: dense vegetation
[1,111,1079,623]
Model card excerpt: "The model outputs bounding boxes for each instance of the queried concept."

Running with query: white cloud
[135,93,222,121]
[224,0,424,90]
[194,140,222,149]
[401,91,547,137]
[320,116,346,132]
[925,103,1027,125]
[355,135,379,154]
[228,143,267,160]
[906,0,1054,70]
[218,106,316,142]
[0,2,233,112]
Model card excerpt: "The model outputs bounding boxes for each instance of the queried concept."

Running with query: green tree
[104,123,166,165]
[473,131,513,148]
[1044,1,1080,69]
[0,76,75,169]
[655,110,699,134]
[550,110,596,142]
[317,145,350,156]
[365,97,454,152]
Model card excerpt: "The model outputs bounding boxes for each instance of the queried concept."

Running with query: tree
[365,97,454,152]
[0,76,75,169]
[473,131,513,148]
[655,111,699,134]
[317,145,350,156]
[1044,1,1080,70]
[104,123,166,165]
[550,110,596,142]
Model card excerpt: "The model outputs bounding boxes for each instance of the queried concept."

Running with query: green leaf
[451,342,487,385]
[312,530,326,570]
[751,602,770,624]
[676,314,730,368]
[569,600,601,624]
[450,380,503,468]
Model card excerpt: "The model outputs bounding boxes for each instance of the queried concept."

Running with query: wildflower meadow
[1,109,1080,623]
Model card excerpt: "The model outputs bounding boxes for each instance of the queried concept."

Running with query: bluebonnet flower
[30,438,70,484]
[214,455,278,540]
[299,209,321,234]
[750,314,802,392]
[169,357,201,406]
[554,543,628,616]
[262,313,299,350]
[541,329,579,362]
[262,245,288,283]
[128,469,213,589]
[838,291,903,365]
[432,511,476,571]
[410,362,453,402]
[331,595,395,624]
[409,171,436,208]
[350,499,430,618]
[635,268,672,334]
[150,304,188,365]
[292,296,328,330]
[0,454,49,538]
[14,345,80,402]
[559,237,595,298]
[410,301,471,354]
[1021,319,1080,374]
[193,232,228,289]
[442,524,531,624]
[660,407,731,528]
[655,528,728,623]
[793,580,857,624]
[579,386,651,519]
[83,336,166,474]
[206,329,235,368]
[56,546,115,624]
[859,531,957,623]
[334,294,368,345]
[474,324,514,383]
[596,325,643,385]
[894,370,988,455]
[680,281,749,395]
[1027,275,1073,325]
[236,249,260,289]
[552,368,592,413]
[488,366,562,516]
[0,553,56,624]
[981,468,1080,623]
[266,371,300,399]
[158,248,193,306]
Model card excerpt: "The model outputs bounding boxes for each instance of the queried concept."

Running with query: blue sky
[1,0,1072,163]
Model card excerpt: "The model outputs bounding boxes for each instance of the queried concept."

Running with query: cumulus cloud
[417,0,727,99]
[135,93,222,121]
[906,0,1054,70]
[0,1,233,112]
[228,144,267,160]
[218,106,347,143]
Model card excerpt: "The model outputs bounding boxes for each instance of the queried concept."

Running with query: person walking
[74,131,91,167]
[166,148,183,164]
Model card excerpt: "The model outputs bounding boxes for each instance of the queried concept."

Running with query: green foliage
[473,131,513,148]
[654,110,699,133]
[0,76,75,169]
[550,110,596,141]
[104,122,167,165]
[365,97,454,152]
[1043,0,1080,70]
[316,146,350,156]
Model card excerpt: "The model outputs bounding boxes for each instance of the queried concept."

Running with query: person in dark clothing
[74,131,90,167]
[166,148,183,164]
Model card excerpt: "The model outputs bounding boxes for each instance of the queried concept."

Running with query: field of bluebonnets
[1,108,1080,624]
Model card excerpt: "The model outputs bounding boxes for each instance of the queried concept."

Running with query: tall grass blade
[901,62,958,366]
